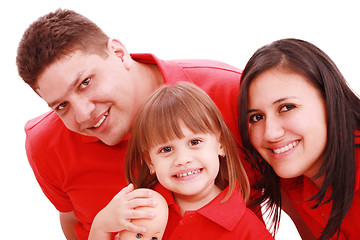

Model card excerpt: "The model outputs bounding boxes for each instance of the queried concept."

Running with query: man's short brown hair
[16,9,109,89]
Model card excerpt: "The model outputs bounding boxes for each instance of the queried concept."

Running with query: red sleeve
[25,112,73,212]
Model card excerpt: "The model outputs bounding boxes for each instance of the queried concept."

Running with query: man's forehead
[35,53,87,105]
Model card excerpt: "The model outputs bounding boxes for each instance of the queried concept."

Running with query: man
[16,9,243,239]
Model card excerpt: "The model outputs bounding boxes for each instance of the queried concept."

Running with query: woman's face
[247,69,327,180]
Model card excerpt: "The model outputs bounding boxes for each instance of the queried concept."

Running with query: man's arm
[60,211,78,240]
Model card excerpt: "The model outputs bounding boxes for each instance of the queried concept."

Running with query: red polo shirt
[154,184,273,240]
[24,54,249,239]
[281,135,360,239]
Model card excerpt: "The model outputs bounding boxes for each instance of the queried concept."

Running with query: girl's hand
[89,184,157,240]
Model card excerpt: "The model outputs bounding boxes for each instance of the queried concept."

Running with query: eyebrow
[247,96,297,114]
[272,97,289,105]
[47,71,85,108]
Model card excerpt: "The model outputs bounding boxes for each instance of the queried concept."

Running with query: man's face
[36,41,139,145]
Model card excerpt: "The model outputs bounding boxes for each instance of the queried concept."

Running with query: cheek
[60,114,78,131]
[150,159,168,179]
[305,115,327,157]
[214,159,221,176]
[248,125,261,148]
[155,169,171,189]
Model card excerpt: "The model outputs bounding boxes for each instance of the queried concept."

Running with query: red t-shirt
[155,184,274,240]
[281,135,360,239]
[25,54,251,239]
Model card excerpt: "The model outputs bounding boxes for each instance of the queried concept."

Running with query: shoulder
[132,53,241,75]
[233,207,274,239]
[25,110,63,131]
[24,112,69,186]
[162,58,241,109]
[225,189,273,239]
[24,111,81,163]
[25,111,69,143]
[172,59,241,73]
[168,59,241,94]
[172,59,241,85]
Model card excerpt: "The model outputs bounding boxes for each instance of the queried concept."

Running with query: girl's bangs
[139,86,219,151]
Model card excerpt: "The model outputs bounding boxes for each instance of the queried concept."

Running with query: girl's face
[247,69,327,180]
[148,121,224,205]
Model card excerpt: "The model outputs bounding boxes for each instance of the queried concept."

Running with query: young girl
[238,38,360,239]
[91,82,274,239]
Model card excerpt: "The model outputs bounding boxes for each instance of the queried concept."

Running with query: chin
[99,136,121,146]
[275,169,302,179]
[104,140,121,146]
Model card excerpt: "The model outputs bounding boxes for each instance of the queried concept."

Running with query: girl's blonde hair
[126,82,249,202]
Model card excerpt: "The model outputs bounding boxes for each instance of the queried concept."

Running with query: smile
[176,169,201,178]
[93,111,108,128]
[272,140,299,154]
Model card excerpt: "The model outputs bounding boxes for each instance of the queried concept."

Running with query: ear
[148,162,156,175]
[144,154,156,174]
[107,38,133,70]
[218,142,225,158]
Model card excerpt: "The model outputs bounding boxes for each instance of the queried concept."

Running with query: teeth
[177,169,201,178]
[273,141,299,154]
[93,112,108,128]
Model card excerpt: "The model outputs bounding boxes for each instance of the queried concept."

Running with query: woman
[238,38,360,239]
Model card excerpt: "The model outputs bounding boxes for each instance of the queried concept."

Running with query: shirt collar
[154,184,245,231]
[154,184,177,208]
[197,186,245,231]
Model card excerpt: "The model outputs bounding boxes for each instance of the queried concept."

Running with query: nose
[174,148,192,166]
[263,116,285,142]
[72,96,96,124]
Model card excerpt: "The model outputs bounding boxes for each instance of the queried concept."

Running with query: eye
[189,139,201,146]
[135,233,143,239]
[80,77,91,89]
[56,102,68,111]
[280,104,296,112]
[151,237,158,240]
[249,113,264,123]
[159,146,172,153]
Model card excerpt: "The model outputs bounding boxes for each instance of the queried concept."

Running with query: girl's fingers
[128,197,157,210]
[126,188,154,199]
[125,222,147,234]
[126,208,156,219]
[113,183,135,200]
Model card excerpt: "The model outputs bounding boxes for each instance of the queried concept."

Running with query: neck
[130,62,164,120]
[174,185,221,216]
[303,155,325,188]
[135,62,164,93]
[311,174,325,188]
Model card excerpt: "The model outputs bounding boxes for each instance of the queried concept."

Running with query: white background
[1,0,359,239]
